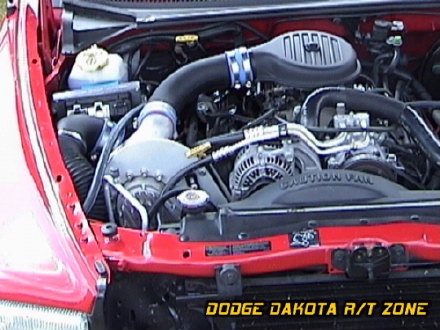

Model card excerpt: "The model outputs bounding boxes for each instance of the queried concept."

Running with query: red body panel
[0,1,106,313]
[91,222,440,277]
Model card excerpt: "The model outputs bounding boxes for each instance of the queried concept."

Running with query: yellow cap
[76,45,109,72]
[175,34,199,44]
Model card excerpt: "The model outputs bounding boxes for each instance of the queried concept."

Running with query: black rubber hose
[57,116,108,220]
[83,103,145,214]
[162,156,213,196]
[147,188,187,229]
[401,106,440,167]
[58,115,106,153]
[192,131,245,148]
[373,52,394,86]
[391,69,432,101]
[302,89,440,167]
[302,88,405,127]
[148,54,230,114]
[147,156,213,227]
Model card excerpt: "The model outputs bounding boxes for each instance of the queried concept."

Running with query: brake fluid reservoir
[68,45,128,90]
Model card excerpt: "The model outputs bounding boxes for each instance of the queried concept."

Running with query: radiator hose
[301,88,440,167]
[58,115,112,220]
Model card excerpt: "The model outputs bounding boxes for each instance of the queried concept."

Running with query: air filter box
[250,30,361,88]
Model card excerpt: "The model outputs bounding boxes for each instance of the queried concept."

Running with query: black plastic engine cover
[231,170,427,209]
[251,30,361,88]
[180,171,440,241]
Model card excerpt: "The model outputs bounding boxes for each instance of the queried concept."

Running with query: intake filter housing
[250,30,361,88]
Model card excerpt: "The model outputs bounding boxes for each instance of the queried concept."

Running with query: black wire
[242,107,278,129]
[406,101,440,110]
[105,23,226,51]
[235,21,270,41]
[147,188,187,228]
[108,35,175,54]
[132,48,152,79]
[193,131,244,148]
[422,159,432,186]
[373,52,393,86]
[148,156,214,225]
[384,48,400,74]
[105,21,271,55]
[126,50,135,80]
[164,156,213,195]
[396,170,426,190]
[366,88,393,96]
[394,80,406,100]
[208,164,232,202]
[205,112,254,123]
[83,103,145,214]
[358,74,376,88]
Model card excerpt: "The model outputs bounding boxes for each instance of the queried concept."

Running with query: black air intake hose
[58,115,110,220]
[301,88,440,167]
[301,88,405,126]
[134,31,361,140]
[148,54,230,115]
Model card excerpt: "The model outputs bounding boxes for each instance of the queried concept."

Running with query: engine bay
[52,14,440,240]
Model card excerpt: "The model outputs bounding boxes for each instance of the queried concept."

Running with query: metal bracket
[94,260,108,299]
[331,245,406,280]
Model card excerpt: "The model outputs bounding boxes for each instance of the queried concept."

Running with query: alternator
[229,140,321,200]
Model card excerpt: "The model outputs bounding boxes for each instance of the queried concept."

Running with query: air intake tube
[58,115,112,219]
[130,30,361,142]
[301,88,440,167]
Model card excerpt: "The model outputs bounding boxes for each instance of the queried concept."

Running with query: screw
[238,232,248,240]
[140,167,148,176]
[197,103,209,112]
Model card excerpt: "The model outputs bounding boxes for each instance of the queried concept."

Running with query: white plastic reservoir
[68,45,128,90]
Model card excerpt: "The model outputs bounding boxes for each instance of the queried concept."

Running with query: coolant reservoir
[67,45,128,90]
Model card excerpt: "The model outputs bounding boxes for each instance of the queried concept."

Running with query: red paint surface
[90,222,440,277]
[0,3,106,312]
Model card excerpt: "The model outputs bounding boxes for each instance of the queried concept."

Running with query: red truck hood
[0,2,106,313]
